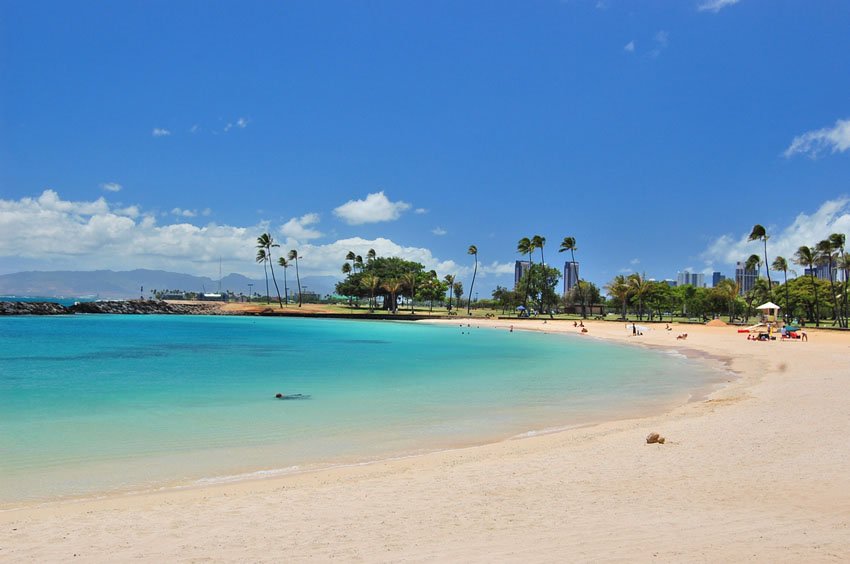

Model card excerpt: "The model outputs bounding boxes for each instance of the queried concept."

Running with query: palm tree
[744,254,762,321]
[770,256,791,320]
[830,233,848,326]
[558,236,584,318]
[748,224,772,289]
[382,279,403,313]
[367,248,377,262]
[257,233,283,307]
[288,249,303,307]
[444,274,455,311]
[453,280,464,311]
[604,274,630,319]
[517,237,534,307]
[628,272,649,320]
[361,273,380,312]
[355,255,364,273]
[816,239,841,326]
[466,245,478,315]
[345,250,356,275]
[532,235,546,270]
[277,257,289,305]
[401,271,417,313]
[256,248,270,304]
[794,245,819,326]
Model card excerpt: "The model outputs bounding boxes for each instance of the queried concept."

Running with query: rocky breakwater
[0,301,70,315]
[0,300,227,316]
[69,300,226,315]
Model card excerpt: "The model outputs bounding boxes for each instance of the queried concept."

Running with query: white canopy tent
[756,301,781,322]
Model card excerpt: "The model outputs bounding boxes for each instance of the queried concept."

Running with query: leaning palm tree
[748,224,772,289]
[354,255,364,273]
[288,249,303,307]
[277,257,290,305]
[382,279,403,313]
[361,273,380,312]
[744,254,762,321]
[466,245,478,315]
[256,248,270,304]
[257,233,283,307]
[605,274,631,320]
[770,256,791,320]
[367,248,377,262]
[517,237,534,307]
[794,245,819,326]
[345,250,356,274]
[341,262,353,305]
[558,236,585,318]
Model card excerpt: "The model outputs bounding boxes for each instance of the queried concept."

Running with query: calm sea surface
[0,315,725,505]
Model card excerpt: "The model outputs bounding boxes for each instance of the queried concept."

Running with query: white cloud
[223,122,233,133]
[236,117,248,128]
[190,124,200,134]
[280,213,323,242]
[630,258,640,265]
[201,208,212,217]
[100,182,122,192]
[152,128,171,137]
[0,190,483,281]
[784,118,850,159]
[333,191,412,225]
[702,198,850,269]
[432,227,447,236]
[624,40,635,53]
[171,208,197,218]
[414,208,428,215]
[698,0,740,13]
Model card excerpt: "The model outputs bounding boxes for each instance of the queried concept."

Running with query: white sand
[2,319,849,562]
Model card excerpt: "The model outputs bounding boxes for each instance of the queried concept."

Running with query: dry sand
[2,318,849,562]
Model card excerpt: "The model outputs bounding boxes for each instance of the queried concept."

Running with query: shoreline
[2,318,849,561]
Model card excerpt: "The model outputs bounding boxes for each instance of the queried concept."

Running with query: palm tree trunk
[295,257,302,307]
[763,239,772,289]
[809,272,819,326]
[826,256,840,326]
[283,269,288,305]
[268,255,283,308]
[263,262,270,304]
[467,256,477,315]
[783,268,789,322]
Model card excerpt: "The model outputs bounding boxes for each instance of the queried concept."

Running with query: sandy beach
[2,318,849,562]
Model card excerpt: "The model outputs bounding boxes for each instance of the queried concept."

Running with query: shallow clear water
[0,315,724,505]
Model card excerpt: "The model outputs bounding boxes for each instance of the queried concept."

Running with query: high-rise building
[735,261,758,296]
[712,272,726,287]
[804,264,836,281]
[563,261,579,294]
[676,271,705,288]
[514,260,530,289]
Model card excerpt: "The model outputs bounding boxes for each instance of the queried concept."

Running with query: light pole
[247,283,253,303]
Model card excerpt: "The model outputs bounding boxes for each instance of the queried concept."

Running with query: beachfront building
[735,261,758,296]
[514,261,530,288]
[676,271,705,288]
[563,261,579,294]
[712,271,726,287]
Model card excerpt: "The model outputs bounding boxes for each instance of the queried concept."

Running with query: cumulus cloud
[152,128,171,137]
[698,0,740,13]
[333,191,411,225]
[624,40,635,53]
[100,182,122,193]
[280,213,323,242]
[0,191,488,281]
[701,198,850,269]
[414,208,428,215]
[432,227,447,236]
[171,208,197,218]
[784,118,850,159]
[236,117,248,128]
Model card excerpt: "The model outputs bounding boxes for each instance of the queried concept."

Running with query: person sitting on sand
[581,327,588,333]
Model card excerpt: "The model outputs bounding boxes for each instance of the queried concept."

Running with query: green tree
[401,271,418,313]
[748,224,772,289]
[361,273,381,312]
[794,246,819,326]
[604,274,631,319]
[444,274,456,311]
[257,233,283,307]
[627,273,649,320]
[466,245,478,315]
[518,264,561,315]
[816,238,842,327]
[453,280,464,311]
[830,233,848,325]
[770,256,791,320]
[517,237,534,308]
[288,249,303,307]
[382,279,403,313]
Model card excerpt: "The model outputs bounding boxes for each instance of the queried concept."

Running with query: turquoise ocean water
[0,315,725,506]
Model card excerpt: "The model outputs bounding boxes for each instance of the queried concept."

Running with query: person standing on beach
[632,323,637,336]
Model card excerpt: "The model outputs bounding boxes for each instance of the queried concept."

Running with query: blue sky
[2,0,850,294]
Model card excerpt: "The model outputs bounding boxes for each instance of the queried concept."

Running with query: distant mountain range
[0,269,338,299]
